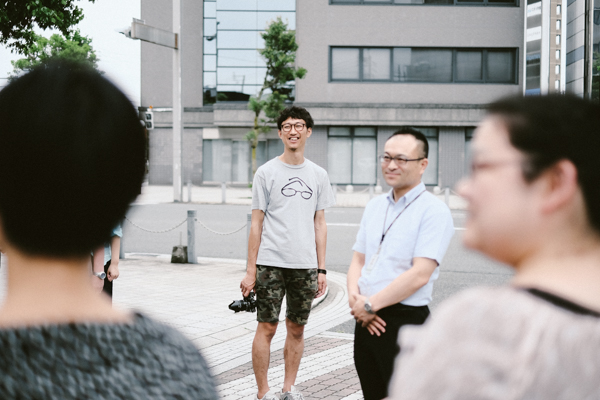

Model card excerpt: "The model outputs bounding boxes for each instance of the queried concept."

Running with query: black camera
[229,292,257,313]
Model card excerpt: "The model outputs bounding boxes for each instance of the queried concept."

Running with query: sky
[0,0,141,106]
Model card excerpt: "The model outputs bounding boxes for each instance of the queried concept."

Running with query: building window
[256,139,285,167]
[202,0,296,104]
[556,50,560,60]
[556,35,561,45]
[202,139,252,183]
[330,0,517,5]
[418,128,439,185]
[556,20,561,30]
[327,127,377,185]
[555,79,560,90]
[555,64,560,74]
[331,47,517,84]
[556,4,561,15]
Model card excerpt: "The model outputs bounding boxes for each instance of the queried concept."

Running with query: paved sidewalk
[0,254,362,399]
[135,183,467,209]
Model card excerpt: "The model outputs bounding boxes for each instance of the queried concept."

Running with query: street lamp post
[121,1,183,202]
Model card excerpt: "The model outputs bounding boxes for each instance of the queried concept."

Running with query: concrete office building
[141,0,524,190]
[564,0,599,98]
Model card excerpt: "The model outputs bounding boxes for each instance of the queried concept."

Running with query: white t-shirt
[252,157,335,269]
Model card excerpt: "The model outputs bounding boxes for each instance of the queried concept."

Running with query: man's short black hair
[487,94,600,234]
[277,106,314,130]
[387,127,429,158]
[0,61,146,257]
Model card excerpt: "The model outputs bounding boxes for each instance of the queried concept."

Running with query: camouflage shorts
[255,265,318,325]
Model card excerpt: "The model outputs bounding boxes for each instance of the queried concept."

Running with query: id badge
[366,244,382,272]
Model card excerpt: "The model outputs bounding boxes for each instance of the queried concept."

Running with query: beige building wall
[295,2,524,105]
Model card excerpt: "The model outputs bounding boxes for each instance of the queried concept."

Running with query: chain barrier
[125,216,247,236]
[195,219,246,236]
[124,216,187,233]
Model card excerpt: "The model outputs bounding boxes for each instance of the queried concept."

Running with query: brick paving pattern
[0,255,364,399]
[215,335,362,399]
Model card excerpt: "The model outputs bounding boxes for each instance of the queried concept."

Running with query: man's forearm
[347,251,365,296]
[110,236,120,264]
[315,219,327,269]
[247,210,264,271]
[369,258,436,312]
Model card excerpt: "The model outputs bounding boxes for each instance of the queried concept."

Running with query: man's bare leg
[253,321,278,398]
[282,318,305,392]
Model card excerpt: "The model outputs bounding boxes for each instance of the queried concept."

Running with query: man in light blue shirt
[347,128,454,400]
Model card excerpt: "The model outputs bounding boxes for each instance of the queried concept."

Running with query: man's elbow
[413,272,433,290]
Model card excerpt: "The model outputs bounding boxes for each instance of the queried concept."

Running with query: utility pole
[172,0,183,202]
[120,0,183,202]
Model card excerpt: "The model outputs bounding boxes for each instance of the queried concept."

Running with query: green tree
[10,30,98,77]
[245,17,306,177]
[1,0,95,54]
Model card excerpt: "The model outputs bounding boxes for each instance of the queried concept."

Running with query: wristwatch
[364,297,376,315]
[93,271,106,280]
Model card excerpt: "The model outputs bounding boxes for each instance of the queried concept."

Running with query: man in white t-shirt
[240,106,335,400]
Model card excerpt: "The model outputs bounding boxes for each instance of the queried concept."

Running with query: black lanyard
[380,189,426,244]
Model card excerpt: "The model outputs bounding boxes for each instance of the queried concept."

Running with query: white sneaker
[258,390,280,400]
[281,386,305,400]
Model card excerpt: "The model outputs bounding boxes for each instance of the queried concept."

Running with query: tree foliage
[245,17,307,176]
[10,30,98,77]
[0,0,95,53]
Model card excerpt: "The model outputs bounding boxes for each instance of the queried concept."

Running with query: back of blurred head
[488,94,600,235]
[0,60,146,258]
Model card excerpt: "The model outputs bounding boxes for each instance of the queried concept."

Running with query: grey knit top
[389,286,600,400]
[0,313,218,399]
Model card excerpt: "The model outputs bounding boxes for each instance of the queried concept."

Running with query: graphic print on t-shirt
[281,177,313,200]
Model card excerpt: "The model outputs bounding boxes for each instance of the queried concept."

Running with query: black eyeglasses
[379,154,424,166]
[281,123,306,132]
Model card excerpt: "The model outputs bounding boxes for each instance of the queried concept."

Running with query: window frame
[327,127,378,185]
[329,46,519,85]
[329,0,518,6]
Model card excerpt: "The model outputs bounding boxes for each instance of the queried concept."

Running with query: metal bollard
[445,187,450,206]
[246,212,252,263]
[221,182,226,204]
[187,180,192,203]
[187,210,197,264]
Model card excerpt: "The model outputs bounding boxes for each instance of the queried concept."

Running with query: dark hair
[277,106,314,130]
[387,127,429,158]
[488,94,600,234]
[0,61,146,257]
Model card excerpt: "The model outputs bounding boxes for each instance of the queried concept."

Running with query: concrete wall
[296,103,487,127]
[295,1,524,105]
[147,109,208,185]
[141,0,203,108]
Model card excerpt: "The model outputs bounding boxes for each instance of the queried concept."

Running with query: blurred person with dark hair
[348,127,454,400]
[0,61,217,398]
[388,94,600,399]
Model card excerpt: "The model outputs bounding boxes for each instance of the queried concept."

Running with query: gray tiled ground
[0,254,361,399]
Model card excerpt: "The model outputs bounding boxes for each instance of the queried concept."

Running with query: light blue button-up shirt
[353,182,454,306]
